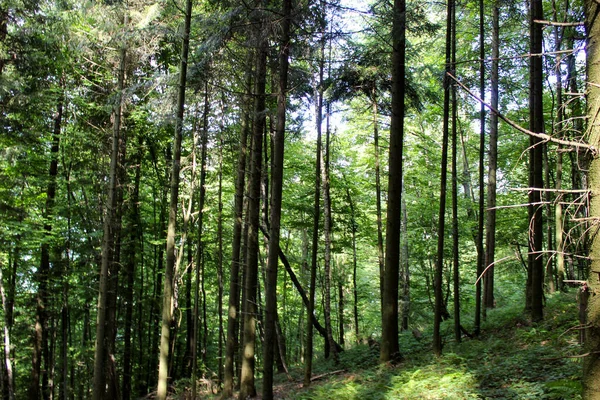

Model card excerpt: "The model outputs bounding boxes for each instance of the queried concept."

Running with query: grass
[191,290,584,399]
[279,291,583,400]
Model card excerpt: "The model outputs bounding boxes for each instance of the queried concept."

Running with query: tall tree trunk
[223,51,253,399]
[217,117,225,384]
[322,88,337,364]
[372,89,385,311]
[263,0,291,396]
[93,18,127,399]
[583,1,600,396]
[552,0,565,292]
[434,0,453,357]
[529,0,545,322]
[485,0,499,310]
[344,185,360,342]
[156,0,192,397]
[380,0,406,363]
[475,0,485,332]
[451,1,460,343]
[31,92,63,400]
[0,262,14,400]
[191,81,210,400]
[239,6,268,397]
[304,18,325,386]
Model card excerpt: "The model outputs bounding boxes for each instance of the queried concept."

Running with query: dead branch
[447,73,596,154]
[534,19,585,27]
[310,370,345,382]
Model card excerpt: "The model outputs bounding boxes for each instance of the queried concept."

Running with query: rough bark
[239,8,268,397]
[156,0,192,397]
[433,0,453,357]
[380,0,406,363]
[263,0,291,396]
[92,17,127,399]
[485,0,499,310]
[529,0,545,322]
[583,1,600,396]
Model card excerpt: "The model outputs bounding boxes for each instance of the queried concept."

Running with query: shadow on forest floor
[260,291,582,399]
[193,291,583,399]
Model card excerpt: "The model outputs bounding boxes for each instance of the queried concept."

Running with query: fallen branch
[310,369,345,382]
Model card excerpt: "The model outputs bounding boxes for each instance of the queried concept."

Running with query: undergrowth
[285,290,583,400]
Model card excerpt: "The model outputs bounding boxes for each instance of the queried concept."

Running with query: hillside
[197,291,583,399]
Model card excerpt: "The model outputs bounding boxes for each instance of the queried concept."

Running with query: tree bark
[433,0,453,357]
[263,0,291,396]
[380,0,406,363]
[222,52,253,398]
[239,6,268,396]
[156,0,192,397]
[583,1,600,397]
[304,17,325,385]
[528,0,545,323]
[31,92,63,400]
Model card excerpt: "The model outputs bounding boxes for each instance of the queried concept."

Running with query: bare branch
[448,73,596,154]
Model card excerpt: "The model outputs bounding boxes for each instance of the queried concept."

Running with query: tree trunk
[92,18,127,399]
[583,1,600,396]
[304,19,325,386]
[322,92,338,364]
[263,0,290,396]
[433,0,453,357]
[239,7,268,396]
[31,92,63,400]
[373,89,385,312]
[475,0,485,333]
[223,50,253,399]
[0,262,14,400]
[451,0,460,343]
[380,0,406,363]
[528,0,545,322]
[191,81,210,400]
[156,0,192,397]
[485,0,499,310]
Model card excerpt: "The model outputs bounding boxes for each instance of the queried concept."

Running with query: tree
[528,0,544,323]
[433,0,454,357]
[380,0,406,363]
[583,1,600,396]
[157,0,192,397]
[263,0,291,396]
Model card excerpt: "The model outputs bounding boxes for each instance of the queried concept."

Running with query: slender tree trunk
[450,2,460,343]
[344,185,360,342]
[217,120,225,384]
[529,0,545,322]
[157,1,192,397]
[400,188,410,331]
[583,2,600,396]
[552,0,565,292]
[191,81,210,400]
[380,0,406,363]
[223,51,253,399]
[0,262,14,400]
[475,0,485,332]
[239,6,268,396]
[322,93,338,364]
[304,19,325,386]
[433,0,453,357]
[372,90,385,311]
[93,20,127,399]
[263,0,291,396]
[485,0,499,310]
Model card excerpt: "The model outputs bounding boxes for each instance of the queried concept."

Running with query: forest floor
[195,290,584,399]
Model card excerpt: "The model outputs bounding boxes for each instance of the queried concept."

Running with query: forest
[2,0,600,398]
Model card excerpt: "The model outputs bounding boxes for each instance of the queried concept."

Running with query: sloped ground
[191,291,583,399]
[279,291,583,400]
